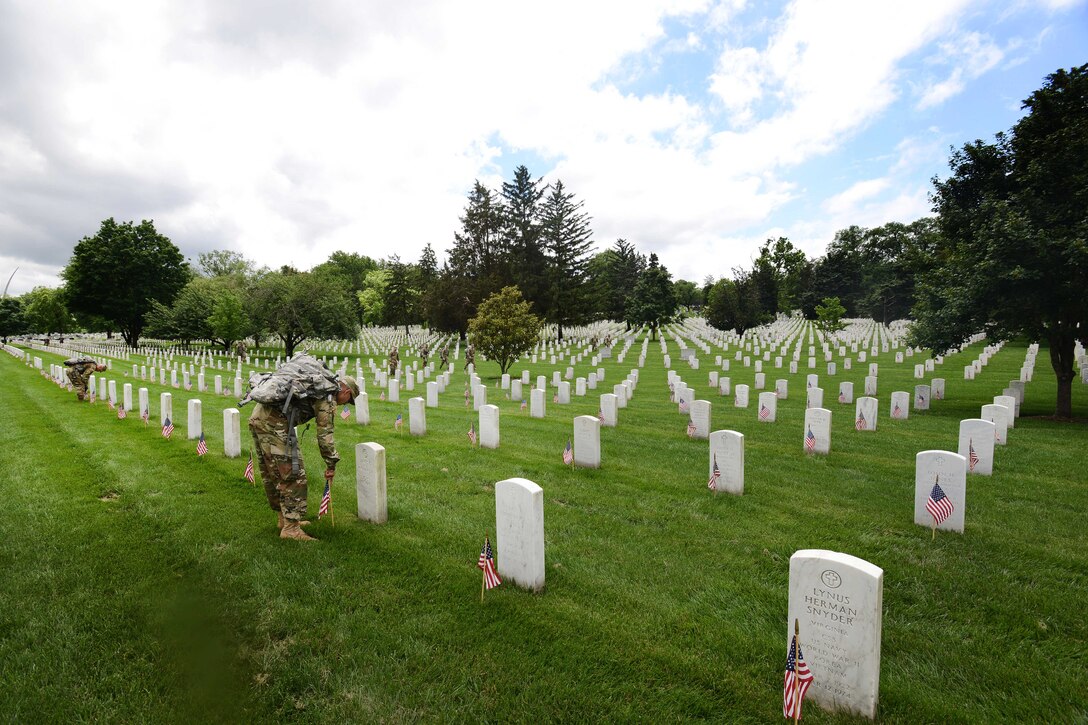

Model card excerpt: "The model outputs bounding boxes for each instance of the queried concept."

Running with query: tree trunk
[557,324,564,341]
[1048,332,1075,418]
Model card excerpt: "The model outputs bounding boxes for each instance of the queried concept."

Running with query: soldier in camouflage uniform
[464,344,475,371]
[64,357,106,401]
[234,340,248,358]
[248,375,359,540]
[440,345,449,368]
[388,346,400,378]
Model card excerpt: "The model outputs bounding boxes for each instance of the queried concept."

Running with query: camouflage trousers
[67,368,89,400]
[249,416,309,521]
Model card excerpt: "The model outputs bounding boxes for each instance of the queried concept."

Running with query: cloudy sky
[1,0,1085,296]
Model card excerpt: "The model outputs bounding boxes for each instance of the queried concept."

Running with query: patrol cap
[341,375,360,401]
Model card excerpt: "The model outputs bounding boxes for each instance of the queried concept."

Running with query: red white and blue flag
[805,427,816,453]
[562,438,573,465]
[117,406,127,420]
[244,455,255,483]
[783,634,814,719]
[893,402,902,418]
[161,416,174,439]
[319,479,331,518]
[598,408,605,423]
[926,479,954,526]
[968,439,979,471]
[679,399,689,413]
[341,405,351,420]
[141,407,150,426]
[196,432,208,457]
[468,422,477,446]
[759,404,770,421]
[855,410,866,431]
[478,536,501,590]
[708,455,720,491]
[395,413,403,431]
[686,418,697,438]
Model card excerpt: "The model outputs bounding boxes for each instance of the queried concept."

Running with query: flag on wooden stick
[196,432,208,457]
[783,623,814,720]
[244,455,255,483]
[478,536,501,591]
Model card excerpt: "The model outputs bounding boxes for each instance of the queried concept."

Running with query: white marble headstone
[981,403,1009,446]
[355,442,387,524]
[958,419,995,475]
[914,450,966,533]
[757,391,776,423]
[495,478,545,592]
[854,397,878,431]
[223,408,241,458]
[735,384,750,408]
[787,550,883,719]
[573,415,600,468]
[804,408,831,456]
[708,430,743,495]
[889,392,909,419]
[480,404,499,449]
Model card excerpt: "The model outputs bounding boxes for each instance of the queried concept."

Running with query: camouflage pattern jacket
[249,396,341,470]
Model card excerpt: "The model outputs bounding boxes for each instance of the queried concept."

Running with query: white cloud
[1,0,1076,298]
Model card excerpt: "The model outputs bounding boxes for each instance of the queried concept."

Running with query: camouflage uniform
[66,360,98,401]
[464,345,475,370]
[440,346,449,367]
[388,347,400,378]
[248,397,340,523]
[234,340,248,358]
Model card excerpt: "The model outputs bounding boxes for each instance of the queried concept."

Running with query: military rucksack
[63,355,96,367]
[239,352,340,409]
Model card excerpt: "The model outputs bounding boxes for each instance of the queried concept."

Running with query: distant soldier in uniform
[464,344,475,371]
[248,374,359,540]
[64,356,106,401]
[388,346,400,378]
[440,345,449,368]
[418,342,430,361]
[234,340,248,358]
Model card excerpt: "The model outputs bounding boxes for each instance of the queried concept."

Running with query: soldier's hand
[324,467,335,482]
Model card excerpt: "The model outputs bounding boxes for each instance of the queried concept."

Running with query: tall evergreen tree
[500,165,547,313]
[539,180,595,339]
[627,253,677,340]
[604,239,646,326]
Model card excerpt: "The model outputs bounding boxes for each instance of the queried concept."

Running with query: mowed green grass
[1,334,1086,723]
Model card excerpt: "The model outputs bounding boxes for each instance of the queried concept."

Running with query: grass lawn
[1,330,1086,723]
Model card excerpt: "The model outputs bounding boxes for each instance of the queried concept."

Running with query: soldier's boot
[277,512,311,529]
[280,520,316,541]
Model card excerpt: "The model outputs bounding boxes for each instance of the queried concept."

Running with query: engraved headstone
[914,450,966,533]
[958,419,995,476]
[708,430,743,495]
[787,550,883,719]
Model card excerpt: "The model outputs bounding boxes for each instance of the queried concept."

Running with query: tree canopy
[62,218,190,347]
[626,254,677,340]
[467,286,542,375]
[910,63,1088,417]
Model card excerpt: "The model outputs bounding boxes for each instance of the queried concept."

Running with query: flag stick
[932,520,936,540]
[793,619,802,725]
[480,533,487,603]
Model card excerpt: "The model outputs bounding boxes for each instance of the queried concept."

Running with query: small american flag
[379,391,385,401]
[926,479,954,525]
[855,410,866,431]
[89,388,95,404]
[838,391,845,403]
[478,536,501,590]
[141,407,149,426]
[679,399,689,413]
[935,388,943,400]
[117,406,127,420]
[161,416,174,439]
[185,383,192,391]
[708,455,720,491]
[107,399,115,411]
[520,400,527,411]
[553,393,559,404]
[341,405,351,420]
[917,393,925,407]
[759,404,770,421]
[598,408,605,423]
[805,427,816,453]
[968,439,979,471]
[196,432,208,457]
[893,402,902,418]
[395,413,403,431]
[319,479,331,518]
[468,422,477,446]
[783,634,814,719]
[244,455,255,483]
[686,418,696,438]
[562,438,573,465]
